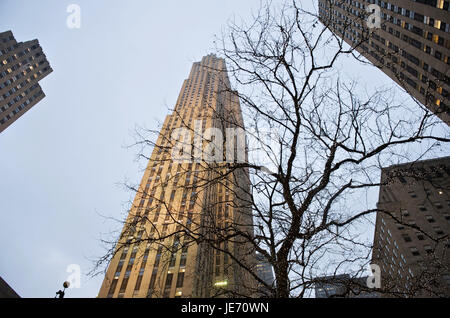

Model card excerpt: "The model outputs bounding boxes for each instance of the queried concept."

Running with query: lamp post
[55,281,70,298]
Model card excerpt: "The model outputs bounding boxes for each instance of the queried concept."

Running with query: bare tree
[91,0,450,298]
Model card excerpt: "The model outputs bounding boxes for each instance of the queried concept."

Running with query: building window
[134,273,144,291]
[434,202,443,209]
[165,273,173,287]
[107,278,118,297]
[435,51,442,60]
[410,247,420,256]
[423,245,433,254]
[433,226,444,235]
[119,277,129,293]
[402,234,412,242]
[176,272,185,288]
[416,232,425,241]
[169,253,176,268]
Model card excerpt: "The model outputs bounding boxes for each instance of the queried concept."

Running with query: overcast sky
[0,0,448,298]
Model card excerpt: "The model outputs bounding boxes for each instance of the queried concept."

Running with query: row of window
[0,53,45,90]
[108,240,189,297]
[321,14,449,105]
[0,91,43,125]
[360,43,446,108]
[0,90,43,125]
[378,0,450,31]
[413,0,450,11]
[382,16,449,65]
[1,82,39,112]
[0,43,41,75]
[323,1,450,66]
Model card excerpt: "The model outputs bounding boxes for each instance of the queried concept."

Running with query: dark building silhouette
[0,30,52,133]
[0,277,20,298]
[318,0,450,124]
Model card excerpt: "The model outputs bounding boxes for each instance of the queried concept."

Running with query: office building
[318,0,450,124]
[0,30,52,133]
[372,156,450,297]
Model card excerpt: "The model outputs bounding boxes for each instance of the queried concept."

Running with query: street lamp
[55,281,70,298]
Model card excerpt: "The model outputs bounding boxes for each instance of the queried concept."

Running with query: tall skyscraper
[98,54,256,298]
[0,30,52,133]
[318,0,450,124]
[372,156,450,297]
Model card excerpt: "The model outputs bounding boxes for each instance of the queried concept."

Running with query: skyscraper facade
[98,54,256,298]
[0,30,52,133]
[372,156,450,297]
[318,0,450,124]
